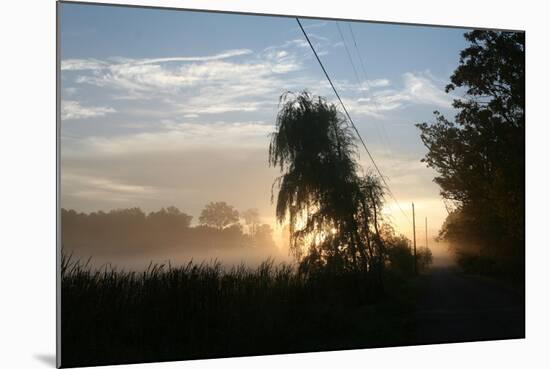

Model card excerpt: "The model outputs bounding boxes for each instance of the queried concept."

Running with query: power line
[336,23,360,88]
[336,23,407,229]
[335,22,387,153]
[296,18,411,223]
[335,22,409,224]
[296,18,409,222]
[347,23,396,163]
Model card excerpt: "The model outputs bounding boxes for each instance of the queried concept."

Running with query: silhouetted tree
[199,201,240,230]
[416,30,524,275]
[269,91,385,275]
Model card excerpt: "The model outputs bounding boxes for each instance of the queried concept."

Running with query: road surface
[414,267,525,344]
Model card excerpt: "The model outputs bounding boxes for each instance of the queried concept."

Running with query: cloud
[62,120,274,157]
[367,79,391,88]
[61,58,107,71]
[377,72,454,108]
[61,100,116,120]
[61,34,362,123]
[302,22,328,30]
[334,78,391,94]
[65,49,300,95]
[131,49,253,64]
[181,101,265,115]
[64,87,78,96]
[263,39,309,52]
[399,72,454,106]
[289,21,328,35]
[61,49,253,71]
[344,72,454,118]
[62,44,306,116]
[62,173,158,203]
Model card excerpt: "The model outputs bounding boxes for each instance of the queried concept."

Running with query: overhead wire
[296,18,411,223]
[346,22,396,163]
[335,22,387,153]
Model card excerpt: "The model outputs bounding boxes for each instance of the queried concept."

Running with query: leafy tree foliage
[379,223,432,276]
[269,91,385,275]
[199,201,240,230]
[416,30,524,273]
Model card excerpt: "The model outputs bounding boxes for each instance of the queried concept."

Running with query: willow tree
[269,91,385,276]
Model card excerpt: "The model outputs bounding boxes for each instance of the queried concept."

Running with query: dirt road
[414,267,525,344]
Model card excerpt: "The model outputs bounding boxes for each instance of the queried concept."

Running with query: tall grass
[61,252,415,367]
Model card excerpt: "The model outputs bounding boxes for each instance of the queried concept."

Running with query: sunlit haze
[60,4,467,266]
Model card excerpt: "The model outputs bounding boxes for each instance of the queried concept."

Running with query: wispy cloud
[65,49,299,93]
[63,45,305,114]
[289,21,328,34]
[61,58,107,71]
[62,120,274,157]
[367,79,391,88]
[302,22,328,30]
[61,33,360,122]
[393,72,454,107]
[131,49,253,64]
[61,49,253,71]
[62,173,158,203]
[344,72,454,117]
[263,39,309,51]
[62,100,116,120]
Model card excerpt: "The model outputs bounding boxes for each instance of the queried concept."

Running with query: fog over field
[60,4,470,269]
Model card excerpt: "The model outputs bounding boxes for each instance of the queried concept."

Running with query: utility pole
[412,203,417,275]
[425,217,428,249]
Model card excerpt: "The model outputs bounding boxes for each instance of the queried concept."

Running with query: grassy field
[61,253,419,367]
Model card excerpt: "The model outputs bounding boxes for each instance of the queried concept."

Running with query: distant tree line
[61,202,276,256]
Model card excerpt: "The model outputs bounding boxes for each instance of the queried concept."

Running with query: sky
[59,2,470,255]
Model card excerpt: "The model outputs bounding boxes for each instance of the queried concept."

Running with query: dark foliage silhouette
[381,224,433,276]
[61,251,416,367]
[269,91,386,282]
[416,30,525,279]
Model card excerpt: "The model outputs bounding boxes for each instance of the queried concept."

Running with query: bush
[385,242,432,276]
[386,243,415,276]
[417,247,433,273]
